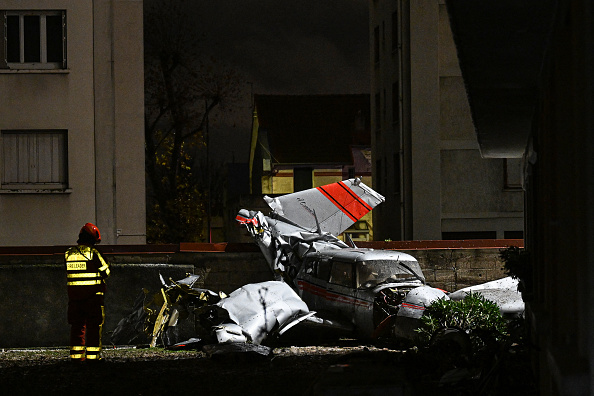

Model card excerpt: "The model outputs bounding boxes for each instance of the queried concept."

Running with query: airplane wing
[448,277,524,318]
[264,178,385,236]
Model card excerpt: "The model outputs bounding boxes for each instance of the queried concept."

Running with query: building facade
[447,0,594,394]
[369,0,524,241]
[0,0,145,245]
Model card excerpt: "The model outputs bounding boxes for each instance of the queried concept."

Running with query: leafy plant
[500,246,532,297]
[500,246,530,279]
[416,292,508,351]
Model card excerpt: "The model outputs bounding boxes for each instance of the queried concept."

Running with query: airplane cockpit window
[357,260,425,288]
[304,259,332,281]
[304,258,315,275]
[316,260,332,281]
[329,261,354,288]
[357,264,378,288]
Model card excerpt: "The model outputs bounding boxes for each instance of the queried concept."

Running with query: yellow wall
[313,169,343,188]
[262,169,292,194]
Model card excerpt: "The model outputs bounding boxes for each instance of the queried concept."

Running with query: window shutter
[1,130,67,188]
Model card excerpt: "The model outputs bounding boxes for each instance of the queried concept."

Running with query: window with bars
[2,10,66,70]
[1,130,68,190]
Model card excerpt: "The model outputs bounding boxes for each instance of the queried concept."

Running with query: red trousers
[68,294,105,361]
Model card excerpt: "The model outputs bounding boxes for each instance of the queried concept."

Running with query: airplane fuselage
[293,248,427,338]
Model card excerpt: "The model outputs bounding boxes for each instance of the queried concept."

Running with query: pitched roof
[254,94,370,165]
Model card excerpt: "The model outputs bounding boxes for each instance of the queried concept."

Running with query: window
[1,130,68,191]
[329,261,354,288]
[376,159,382,192]
[393,153,401,195]
[442,231,497,240]
[382,88,386,121]
[374,92,381,131]
[3,11,66,70]
[293,167,312,191]
[392,81,400,126]
[315,260,332,282]
[504,231,524,239]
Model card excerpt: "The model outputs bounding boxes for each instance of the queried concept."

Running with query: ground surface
[0,340,536,395]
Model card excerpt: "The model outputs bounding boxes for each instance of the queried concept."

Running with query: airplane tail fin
[264,178,384,236]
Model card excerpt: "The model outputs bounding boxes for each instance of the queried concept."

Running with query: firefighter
[65,223,110,362]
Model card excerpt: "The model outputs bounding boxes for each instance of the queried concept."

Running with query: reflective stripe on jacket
[65,245,110,300]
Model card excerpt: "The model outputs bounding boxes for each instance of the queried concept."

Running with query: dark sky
[146,0,370,163]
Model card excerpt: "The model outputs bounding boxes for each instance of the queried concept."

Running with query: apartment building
[447,0,594,393]
[370,0,524,241]
[0,0,145,245]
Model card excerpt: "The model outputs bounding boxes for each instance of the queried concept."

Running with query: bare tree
[144,0,241,243]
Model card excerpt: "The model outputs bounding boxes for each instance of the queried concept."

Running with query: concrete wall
[370,0,524,241]
[0,247,506,348]
[407,248,506,291]
[0,0,145,246]
[0,1,96,244]
[409,0,442,240]
[94,0,146,245]
[0,251,271,348]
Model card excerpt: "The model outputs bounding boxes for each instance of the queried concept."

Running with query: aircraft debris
[111,178,524,352]
[236,178,523,341]
[110,273,224,347]
[236,178,451,341]
[448,276,524,319]
[110,275,313,352]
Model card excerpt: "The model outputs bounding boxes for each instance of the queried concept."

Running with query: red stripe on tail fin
[317,181,372,222]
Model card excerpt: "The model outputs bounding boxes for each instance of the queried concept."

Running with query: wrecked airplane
[112,178,523,350]
[235,178,450,341]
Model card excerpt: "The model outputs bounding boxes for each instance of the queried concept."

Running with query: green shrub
[500,246,532,298]
[500,246,530,281]
[416,292,508,351]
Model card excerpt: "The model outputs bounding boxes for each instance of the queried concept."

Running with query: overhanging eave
[445,0,557,158]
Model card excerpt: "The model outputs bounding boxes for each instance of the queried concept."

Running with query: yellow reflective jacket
[65,245,110,300]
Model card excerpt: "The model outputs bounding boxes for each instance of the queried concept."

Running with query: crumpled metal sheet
[237,179,385,281]
[449,276,524,317]
[214,281,310,345]
[237,210,348,280]
[397,286,450,319]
